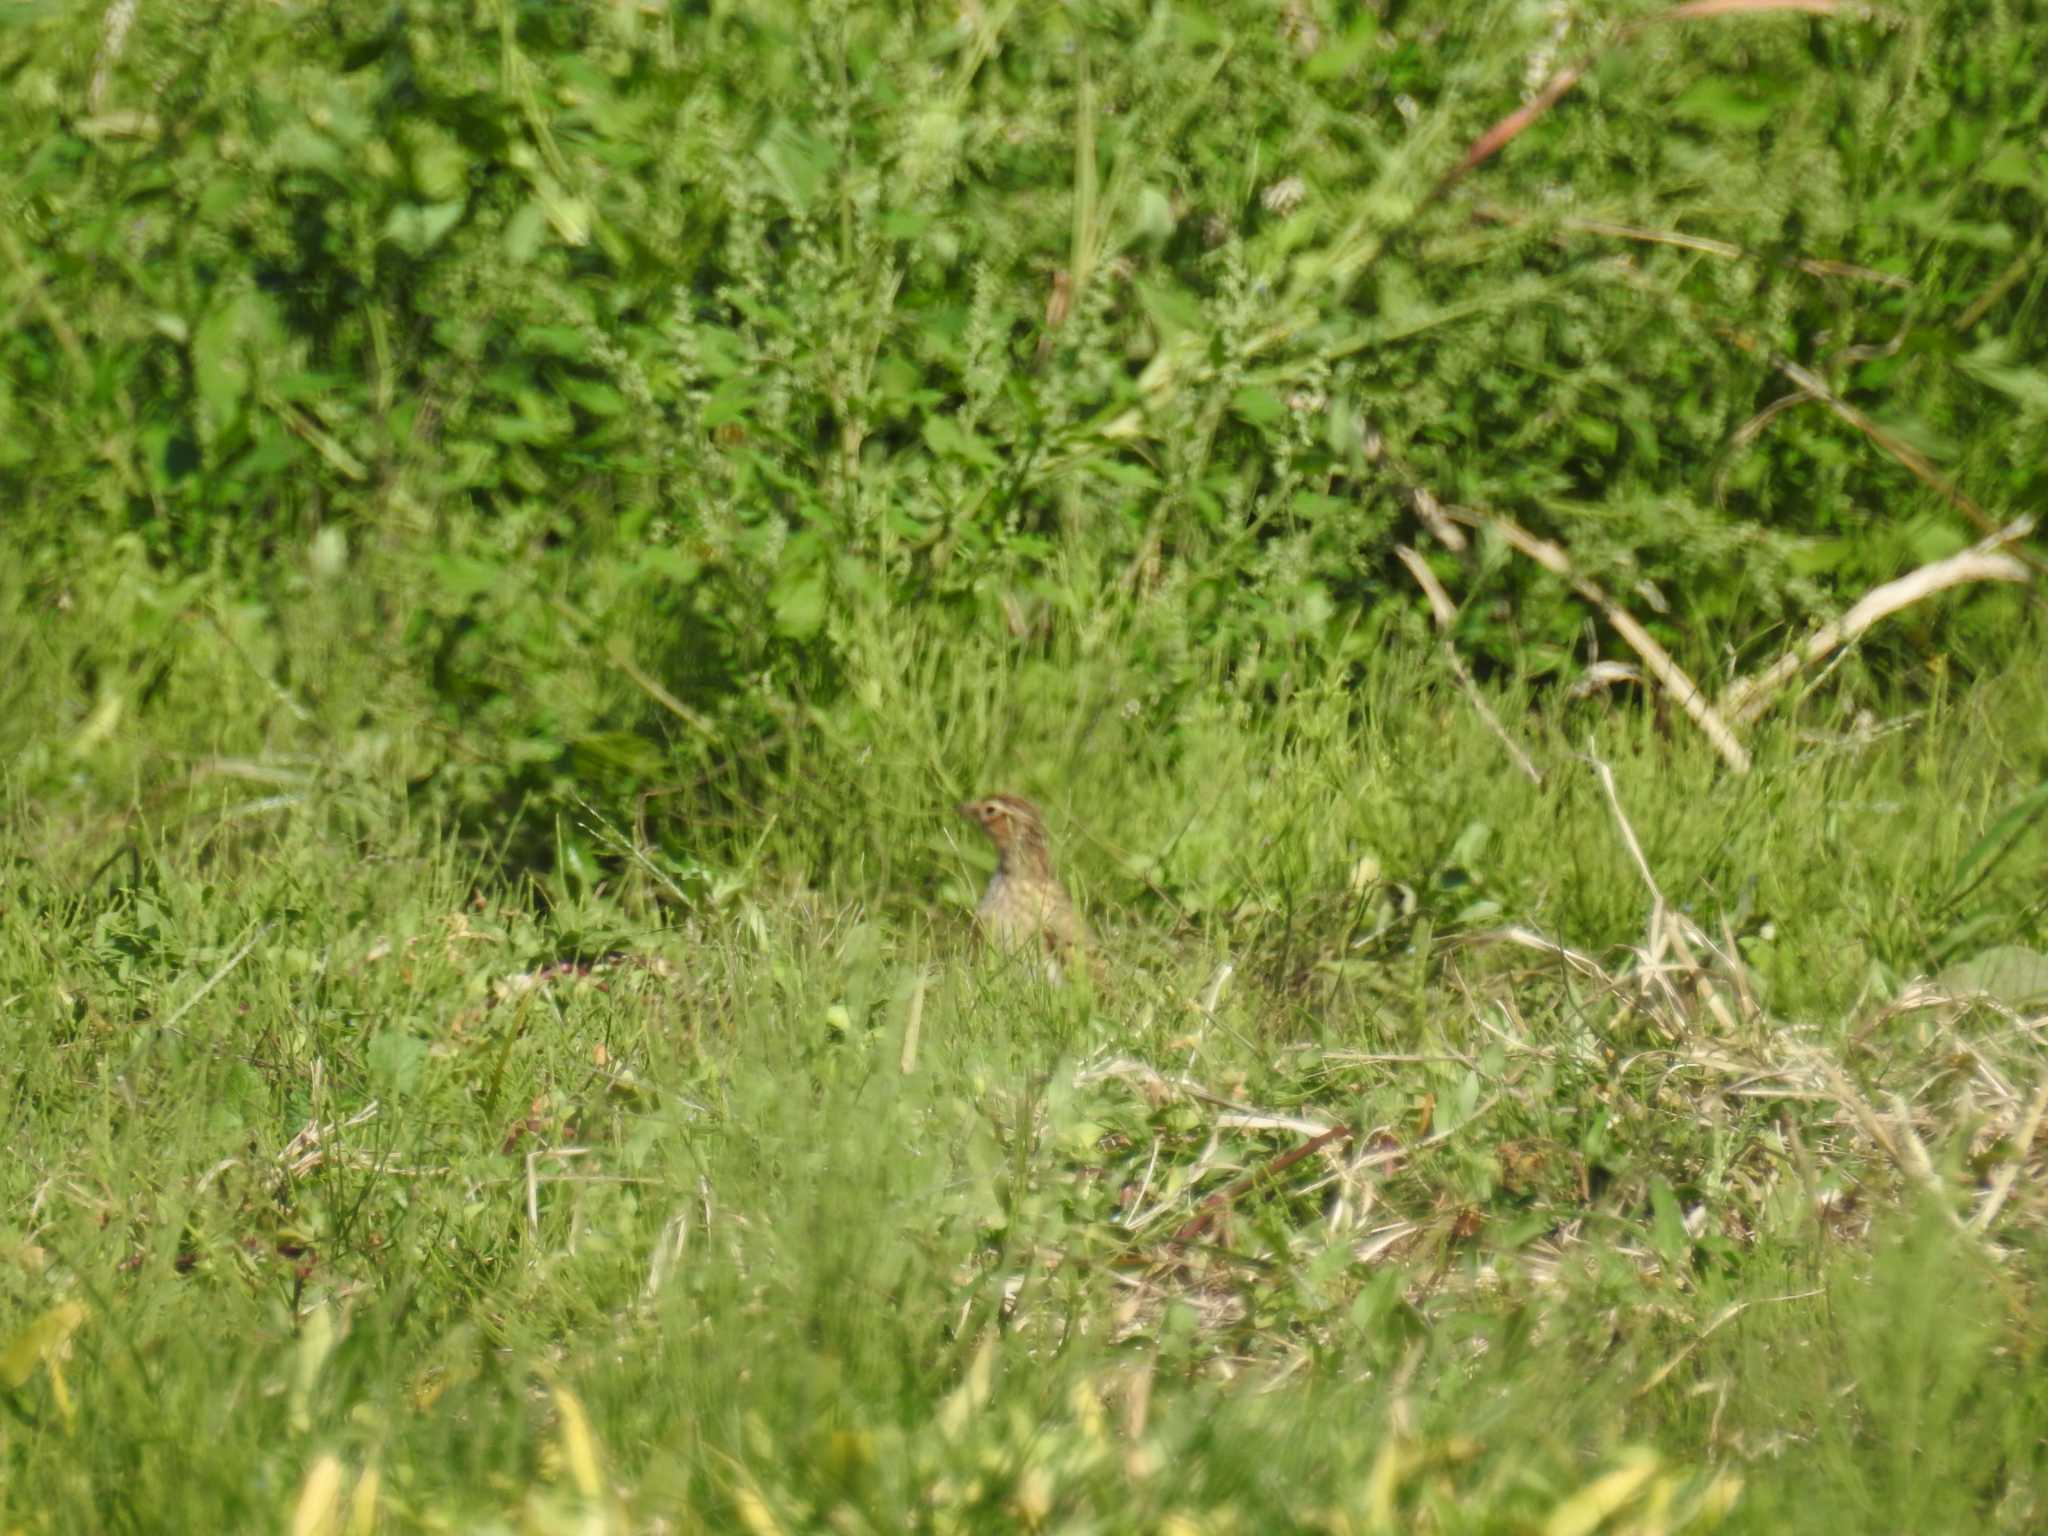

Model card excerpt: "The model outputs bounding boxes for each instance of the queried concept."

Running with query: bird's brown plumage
[957,793,1088,979]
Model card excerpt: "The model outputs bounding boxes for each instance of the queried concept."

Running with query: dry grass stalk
[1478,206,1908,290]
[1174,1123,1357,1243]
[900,968,927,1076]
[1809,1054,1971,1232]
[1410,486,1468,552]
[1429,60,1587,202]
[1659,0,1841,17]
[1394,544,1544,785]
[1480,512,1751,771]
[1721,516,2035,725]
[1969,1068,2048,1234]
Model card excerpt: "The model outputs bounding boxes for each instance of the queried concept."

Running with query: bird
[956,793,1090,981]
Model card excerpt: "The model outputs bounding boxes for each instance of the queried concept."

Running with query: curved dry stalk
[1721,516,2036,726]
[1484,512,1752,772]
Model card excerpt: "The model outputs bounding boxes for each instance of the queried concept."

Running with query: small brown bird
[957,793,1089,980]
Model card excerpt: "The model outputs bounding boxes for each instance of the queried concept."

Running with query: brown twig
[1429,0,1844,205]
[1953,249,2035,334]
[1173,1124,1356,1243]
[1430,60,1588,204]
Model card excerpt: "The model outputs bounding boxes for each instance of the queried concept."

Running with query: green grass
[7,613,2048,1530]
[6,0,2048,1527]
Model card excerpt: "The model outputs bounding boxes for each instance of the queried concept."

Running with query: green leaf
[922,414,1001,468]
[521,326,590,360]
[702,377,759,429]
[0,1303,87,1392]
[1935,947,2048,1008]
[881,209,933,239]
[271,125,345,175]
[1672,78,1778,131]
[756,122,835,214]
[637,547,702,584]
[429,554,507,601]
[1231,386,1286,426]
[1573,415,1618,453]
[1953,779,2048,889]
[1137,280,1206,335]
[1304,16,1379,80]
[533,175,592,246]
[1976,143,2044,190]
[771,570,828,639]
[570,730,667,779]
[1092,459,1161,490]
[382,199,466,257]
[367,1031,430,1097]
[190,290,284,433]
[403,125,469,202]
[1958,344,2048,414]
[558,377,628,415]
[1647,1178,1689,1267]
[505,198,549,263]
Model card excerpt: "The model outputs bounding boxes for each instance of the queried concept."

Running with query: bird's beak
[954,802,975,821]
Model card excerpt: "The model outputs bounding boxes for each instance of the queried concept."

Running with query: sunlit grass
[5,619,2048,1528]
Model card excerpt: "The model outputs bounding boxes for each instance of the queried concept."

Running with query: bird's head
[956,793,1052,868]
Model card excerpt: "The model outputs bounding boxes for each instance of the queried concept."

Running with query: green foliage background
[5,0,2044,888]
[6,1,2048,1529]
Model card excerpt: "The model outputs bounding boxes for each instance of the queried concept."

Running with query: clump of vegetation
[3,0,2046,1528]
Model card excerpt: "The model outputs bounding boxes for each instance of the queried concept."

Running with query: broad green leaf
[771,570,828,639]
[190,290,285,432]
[403,125,469,202]
[922,414,1001,468]
[1953,779,2048,888]
[504,198,549,263]
[1672,78,1778,131]
[1231,386,1286,426]
[1935,946,2048,1007]
[0,1302,87,1390]
[702,377,759,428]
[557,377,628,416]
[270,126,342,176]
[1975,142,2044,189]
[381,199,465,257]
[1304,16,1379,80]
[1958,345,2048,414]
[755,122,835,213]
[428,554,506,600]
[1136,279,1206,335]
[367,1031,430,1097]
